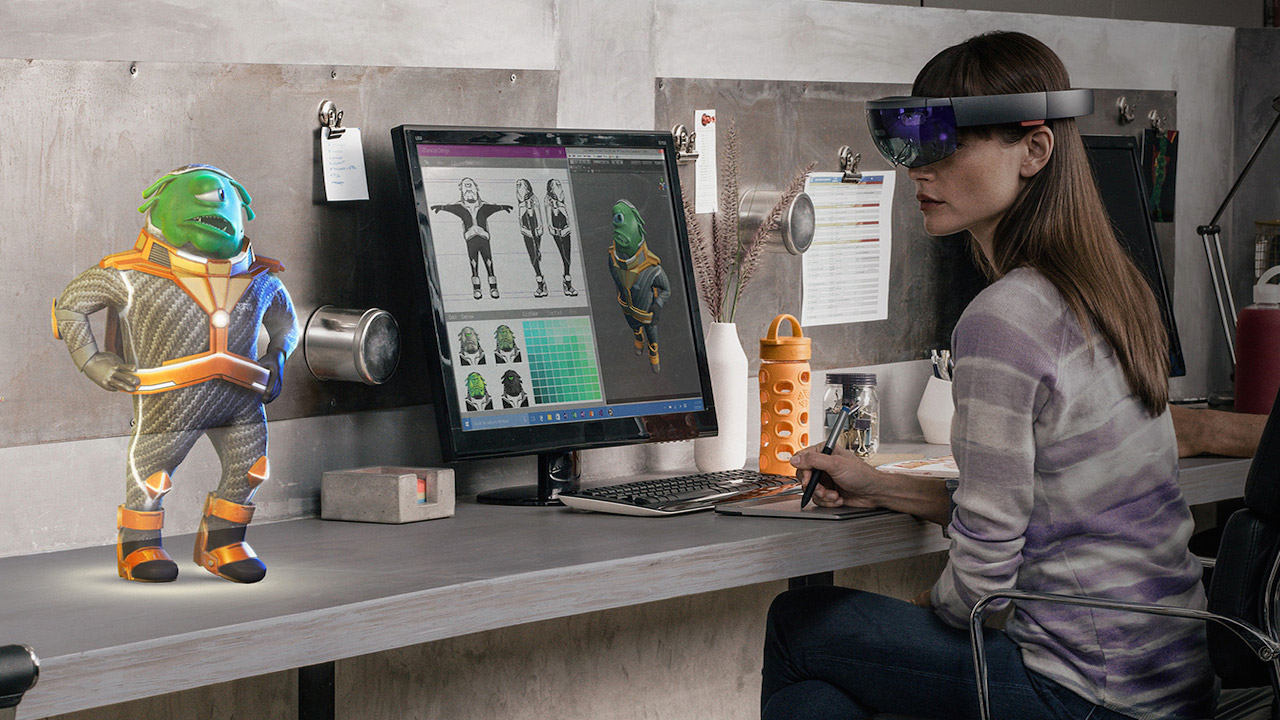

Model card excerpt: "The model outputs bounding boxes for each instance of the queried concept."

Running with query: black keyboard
[557,469,800,516]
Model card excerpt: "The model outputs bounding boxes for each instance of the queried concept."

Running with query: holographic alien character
[607,200,670,373]
[53,165,297,584]
[430,178,512,300]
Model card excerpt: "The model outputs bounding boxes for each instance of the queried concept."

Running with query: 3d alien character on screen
[431,178,512,300]
[607,200,670,373]
[52,165,298,585]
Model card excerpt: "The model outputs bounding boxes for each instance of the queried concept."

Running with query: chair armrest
[967,590,1280,720]
[1197,555,1217,570]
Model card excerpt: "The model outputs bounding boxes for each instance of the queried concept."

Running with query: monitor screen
[1082,134,1186,377]
[391,126,717,500]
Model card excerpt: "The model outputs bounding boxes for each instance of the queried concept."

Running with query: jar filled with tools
[823,373,879,457]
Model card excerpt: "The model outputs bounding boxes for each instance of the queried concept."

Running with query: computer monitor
[1082,134,1186,377]
[391,126,718,505]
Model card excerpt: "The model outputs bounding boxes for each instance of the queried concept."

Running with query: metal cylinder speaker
[738,188,816,255]
[304,306,400,385]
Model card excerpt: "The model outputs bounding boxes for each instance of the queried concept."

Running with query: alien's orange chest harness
[86,230,282,395]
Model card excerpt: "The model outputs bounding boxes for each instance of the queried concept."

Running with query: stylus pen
[800,402,858,509]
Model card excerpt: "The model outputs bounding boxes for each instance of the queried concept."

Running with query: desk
[2,455,1250,719]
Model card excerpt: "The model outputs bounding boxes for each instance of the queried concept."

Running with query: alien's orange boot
[117,471,178,583]
[194,493,266,583]
[117,506,178,582]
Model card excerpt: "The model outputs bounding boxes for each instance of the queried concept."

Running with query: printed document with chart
[800,171,895,326]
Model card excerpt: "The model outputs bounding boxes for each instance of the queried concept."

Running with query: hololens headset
[865,89,1094,169]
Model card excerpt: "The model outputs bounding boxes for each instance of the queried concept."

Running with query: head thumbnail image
[463,371,493,411]
[500,369,530,408]
[457,326,487,365]
[493,324,522,363]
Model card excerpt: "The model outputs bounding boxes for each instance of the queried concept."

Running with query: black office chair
[0,645,39,720]
[968,400,1280,720]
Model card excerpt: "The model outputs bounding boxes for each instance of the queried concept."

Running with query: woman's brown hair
[914,31,1170,416]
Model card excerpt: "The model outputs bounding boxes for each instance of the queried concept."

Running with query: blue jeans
[761,587,1137,720]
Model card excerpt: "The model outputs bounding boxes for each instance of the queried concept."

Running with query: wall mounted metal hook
[1116,96,1135,125]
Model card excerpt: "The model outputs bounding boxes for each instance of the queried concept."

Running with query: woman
[762,32,1213,720]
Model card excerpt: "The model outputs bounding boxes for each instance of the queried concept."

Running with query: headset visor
[866,102,959,169]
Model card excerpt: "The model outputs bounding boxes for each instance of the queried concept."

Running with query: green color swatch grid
[523,317,603,404]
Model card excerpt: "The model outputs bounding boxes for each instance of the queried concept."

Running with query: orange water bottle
[759,314,812,476]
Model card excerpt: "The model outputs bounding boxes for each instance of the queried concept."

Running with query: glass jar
[824,373,879,457]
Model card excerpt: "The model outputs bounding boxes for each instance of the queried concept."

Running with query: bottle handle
[766,313,803,340]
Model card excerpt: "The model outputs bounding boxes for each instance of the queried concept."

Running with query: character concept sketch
[430,178,511,300]
[546,179,577,296]
[516,179,548,298]
[608,200,670,373]
[464,372,493,411]
[457,326,487,365]
[500,369,530,408]
[53,164,298,584]
[493,325,522,363]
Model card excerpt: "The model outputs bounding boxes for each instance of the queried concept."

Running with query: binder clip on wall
[318,99,345,138]
[838,146,863,183]
[317,99,370,201]
[671,124,699,165]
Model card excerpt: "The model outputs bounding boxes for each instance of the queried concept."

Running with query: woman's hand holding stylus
[790,444,883,509]
[791,445,953,525]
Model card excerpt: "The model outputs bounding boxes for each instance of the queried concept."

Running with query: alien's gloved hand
[258,344,287,404]
[82,352,140,393]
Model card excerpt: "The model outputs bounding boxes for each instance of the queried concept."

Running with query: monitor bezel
[391,124,719,462]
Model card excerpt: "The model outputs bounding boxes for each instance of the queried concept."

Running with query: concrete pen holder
[321,466,455,523]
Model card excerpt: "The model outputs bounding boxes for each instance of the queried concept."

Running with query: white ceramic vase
[695,322,749,472]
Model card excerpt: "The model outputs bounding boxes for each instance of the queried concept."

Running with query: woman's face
[905,132,1032,246]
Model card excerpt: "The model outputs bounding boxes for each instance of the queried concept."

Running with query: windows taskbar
[461,398,705,431]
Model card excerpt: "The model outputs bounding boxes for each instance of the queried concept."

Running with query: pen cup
[917,376,954,445]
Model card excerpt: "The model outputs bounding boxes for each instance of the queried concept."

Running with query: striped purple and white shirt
[929,268,1214,719]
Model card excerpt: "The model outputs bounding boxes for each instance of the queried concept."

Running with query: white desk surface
[2,452,1250,719]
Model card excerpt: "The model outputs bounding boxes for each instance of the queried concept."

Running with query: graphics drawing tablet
[715,494,888,521]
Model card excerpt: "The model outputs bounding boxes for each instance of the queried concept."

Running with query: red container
[1235,267,1280,414]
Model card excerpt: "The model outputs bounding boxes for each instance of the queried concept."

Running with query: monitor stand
[475,450,582,506]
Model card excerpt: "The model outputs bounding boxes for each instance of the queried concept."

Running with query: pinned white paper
[801,171,896,326]
[321,126,370,202]
[693,109,718,214]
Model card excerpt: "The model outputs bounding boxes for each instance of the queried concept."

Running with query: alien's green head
[465,372,488,399]
[494,325,517,351]
[459,326,481,353]
[139,165,253,260]
[612,200,645,259]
